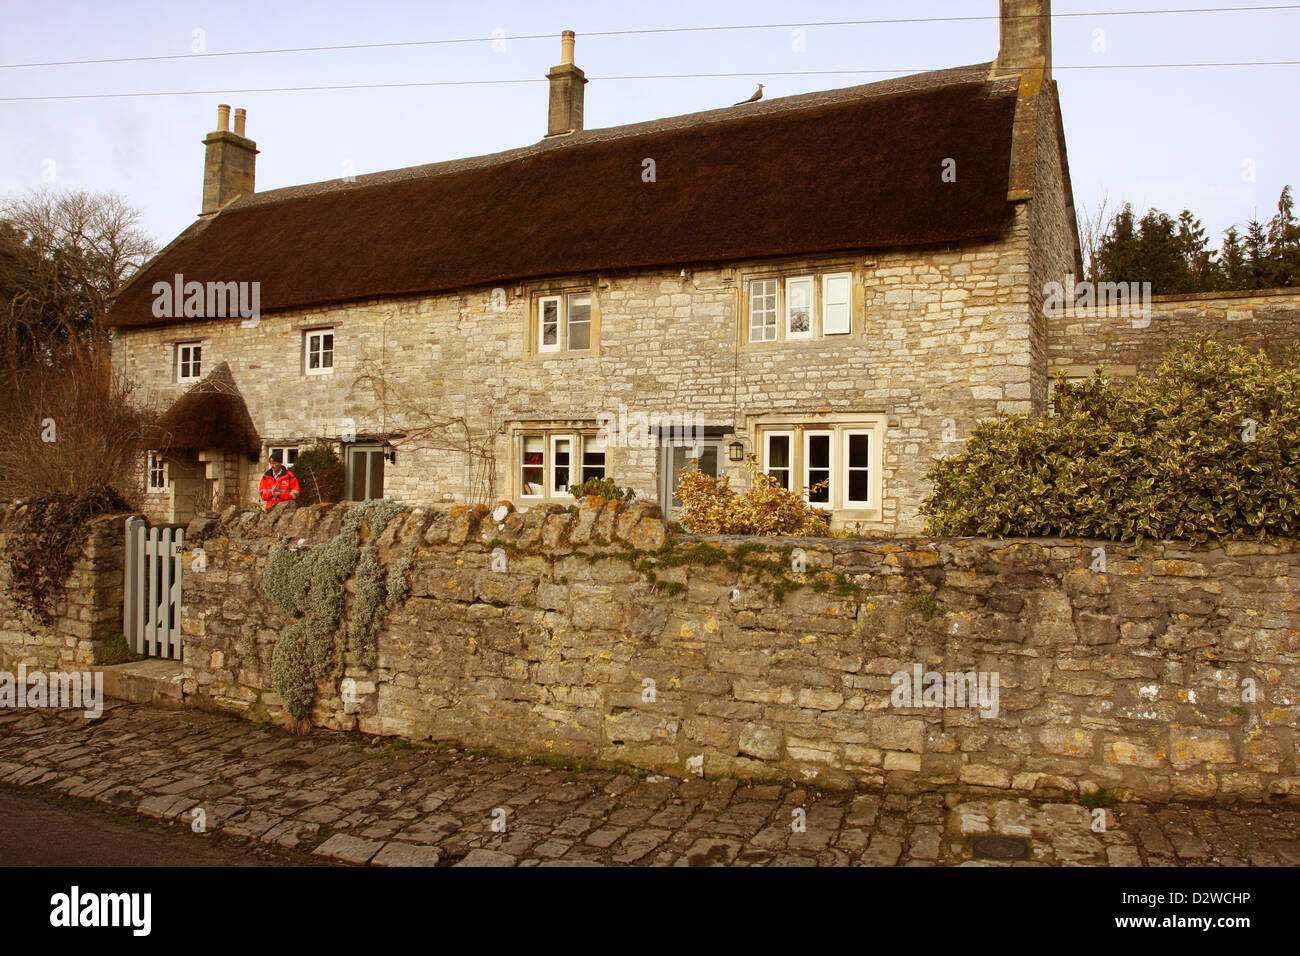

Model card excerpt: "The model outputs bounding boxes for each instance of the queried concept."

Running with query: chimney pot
[546,30,587,137]
[202,105,258,217]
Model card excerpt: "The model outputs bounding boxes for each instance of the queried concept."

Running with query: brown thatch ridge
[143,361,261,456]
[110,64,1018,328]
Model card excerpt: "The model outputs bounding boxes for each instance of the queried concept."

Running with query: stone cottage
[108,0,1080,531]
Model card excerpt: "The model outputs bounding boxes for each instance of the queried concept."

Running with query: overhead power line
[1,5,1298,70]
[3,61,1298,103]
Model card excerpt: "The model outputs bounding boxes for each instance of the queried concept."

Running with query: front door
[658,439,722,520]
[345,444,386,501]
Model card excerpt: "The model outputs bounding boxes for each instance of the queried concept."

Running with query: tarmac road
[0,785,313,866]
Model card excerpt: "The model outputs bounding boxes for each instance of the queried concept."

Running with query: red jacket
[259,466,301,511]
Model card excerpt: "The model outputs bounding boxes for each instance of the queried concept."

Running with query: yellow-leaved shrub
[676,456,831,536]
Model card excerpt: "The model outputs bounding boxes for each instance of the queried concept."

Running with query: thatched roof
[109,64,1019,327]
[143,362,261,456]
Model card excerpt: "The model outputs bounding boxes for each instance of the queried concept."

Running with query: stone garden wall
[0,504,129,671]
[176,499,1299,803]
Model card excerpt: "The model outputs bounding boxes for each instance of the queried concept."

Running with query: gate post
[123,516,146,655]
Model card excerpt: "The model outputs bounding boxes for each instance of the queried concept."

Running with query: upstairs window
[749,279,778,342]
[305,329,334,375]
[746,269,854,342]
[176,342,202,383]
[785,277,813,340]
[535,291,595,353]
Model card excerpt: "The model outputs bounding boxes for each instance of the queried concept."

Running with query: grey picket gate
[122,517,184,659]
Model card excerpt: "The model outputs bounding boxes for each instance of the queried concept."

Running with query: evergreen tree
[1220,226,1248,290]
[1244,219,1271,290]
[1266,185,1299,287]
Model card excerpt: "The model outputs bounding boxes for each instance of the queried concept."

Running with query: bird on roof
[734,83,764,106]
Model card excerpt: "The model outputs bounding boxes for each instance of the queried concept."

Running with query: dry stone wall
[1049,289,1300,383]
[0,505,128,671]
[178,499,1300,802]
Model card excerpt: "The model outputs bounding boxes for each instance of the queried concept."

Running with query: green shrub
[293,441,344,506]
[570,476,636,502]
[922,336,1300,543]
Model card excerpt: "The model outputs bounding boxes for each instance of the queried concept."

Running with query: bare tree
[1076,192,1114,283]
[0,190,159,502]
[1,189,156,360]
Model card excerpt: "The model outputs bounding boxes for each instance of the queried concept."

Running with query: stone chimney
[200,103,258,218]
[545,30,586,138]
[993,0,1051,80]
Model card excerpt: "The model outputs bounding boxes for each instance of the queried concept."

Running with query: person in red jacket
[259,450,301,511]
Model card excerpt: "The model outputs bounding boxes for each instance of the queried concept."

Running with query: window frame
[538,295,562,354]
[176,342,202,383]
[743,267,855,344]
[762,430,795,490]
[566,292,592,352]
[822,272,852,335]
[842,429,874,508]
[802,429,834,506]
[550,434,573,497]
[146,451,168,492]
[580,433,607,484]
[266,445,299,468]
[305,328,335,376]
[520,434,547,498]
[748,278,779,343]
[785,276,814,340]
[752,417,886,517]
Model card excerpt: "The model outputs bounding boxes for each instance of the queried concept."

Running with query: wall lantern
[728,440,745,462]
[385,448,397,465]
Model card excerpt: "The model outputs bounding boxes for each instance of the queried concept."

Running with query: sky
[1,0,1297,251]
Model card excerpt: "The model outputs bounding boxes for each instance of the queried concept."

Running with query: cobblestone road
[2,703,1298,867]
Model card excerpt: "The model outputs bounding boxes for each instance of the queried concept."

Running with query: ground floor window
[266,445,299,467]
[515,427,608,500]
[753,416,886,514]
[146,451,168,492]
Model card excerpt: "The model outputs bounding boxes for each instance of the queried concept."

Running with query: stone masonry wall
[112,234,1042,535]
[1049,288,1300,383]
[0,505,129,671]
[179,500,1299,802]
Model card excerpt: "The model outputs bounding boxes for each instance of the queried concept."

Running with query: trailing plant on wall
[263,498,408,724]
[3,485,130,625]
